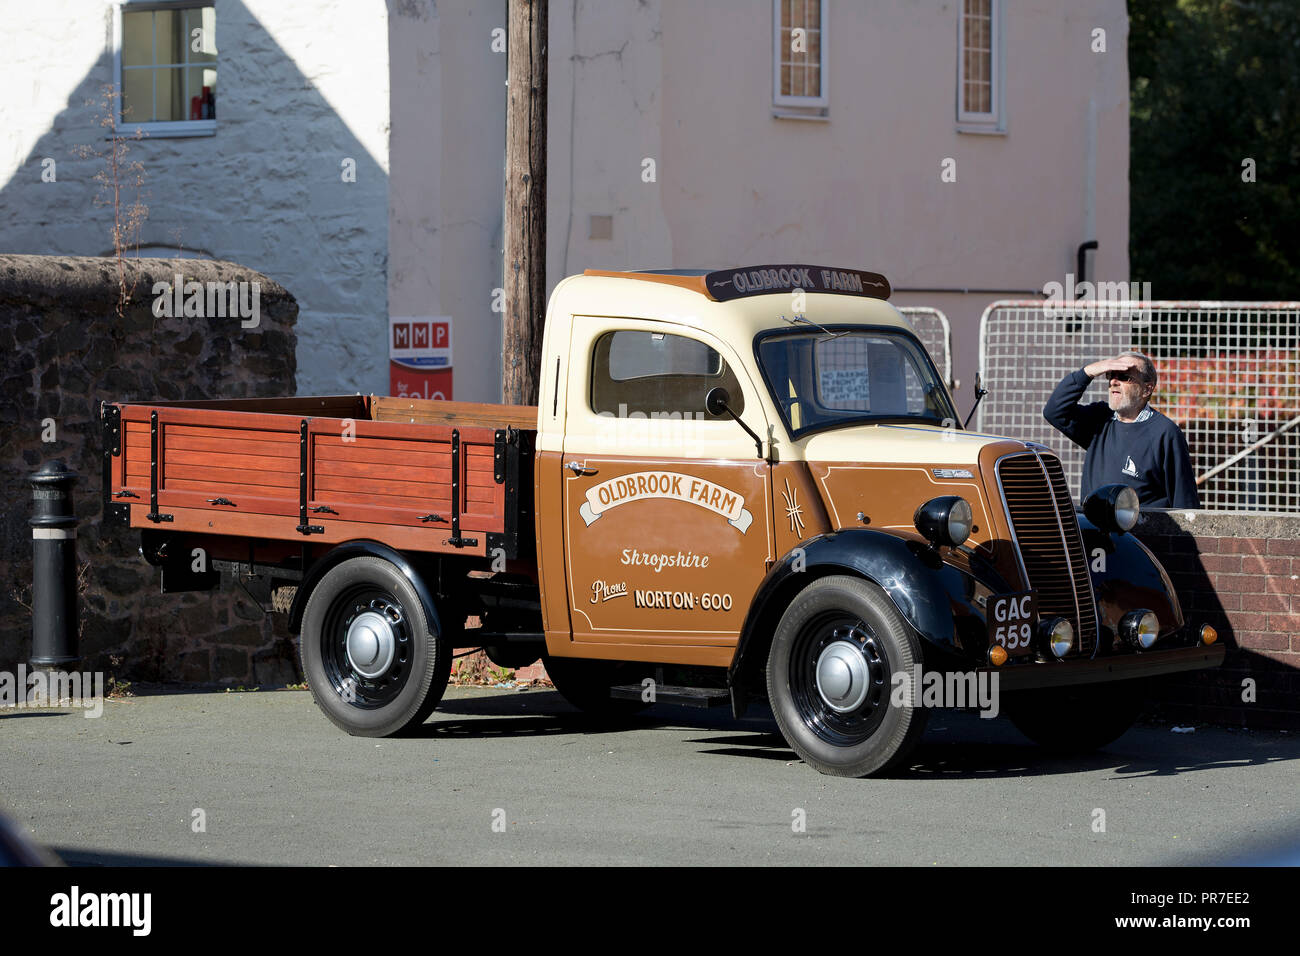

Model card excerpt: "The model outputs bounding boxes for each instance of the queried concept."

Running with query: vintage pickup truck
[101,264,1224,777]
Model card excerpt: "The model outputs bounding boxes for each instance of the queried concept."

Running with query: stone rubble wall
[0,255,301,685]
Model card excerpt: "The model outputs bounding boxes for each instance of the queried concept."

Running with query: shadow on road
[49,846,251,867]
[431,690,1300,779]
[0,711,76,720]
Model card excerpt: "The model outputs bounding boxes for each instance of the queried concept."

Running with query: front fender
[1078,515,1184,640]
[731,529,1009,691]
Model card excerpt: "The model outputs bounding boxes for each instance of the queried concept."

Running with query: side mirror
[963,373,989,429]
[704,386,763,459]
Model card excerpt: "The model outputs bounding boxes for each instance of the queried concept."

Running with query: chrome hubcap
[346,609,397,679]
[815,640,871,713]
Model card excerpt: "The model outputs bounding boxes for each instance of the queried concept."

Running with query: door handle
[566,461,597,476]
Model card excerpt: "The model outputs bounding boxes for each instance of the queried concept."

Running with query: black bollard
[30,460,79,670]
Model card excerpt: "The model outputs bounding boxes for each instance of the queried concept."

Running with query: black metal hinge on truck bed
[296,418,324,535]
[147,409,173,523]
[101,402,131,526]
[444,428,477,549]
[493,428,512,483]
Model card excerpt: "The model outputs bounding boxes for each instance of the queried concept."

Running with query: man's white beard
[1109,391,1146,418]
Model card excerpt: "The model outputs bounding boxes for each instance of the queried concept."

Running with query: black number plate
[988,590,1038,655]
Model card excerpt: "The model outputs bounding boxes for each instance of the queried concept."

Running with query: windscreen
[756,328,957,437]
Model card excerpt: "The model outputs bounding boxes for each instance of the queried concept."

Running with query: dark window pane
[592,331,744,417]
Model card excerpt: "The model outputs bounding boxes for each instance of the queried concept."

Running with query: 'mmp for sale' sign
[390,316,453,399]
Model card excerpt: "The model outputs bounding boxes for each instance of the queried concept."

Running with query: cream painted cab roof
[546,273,912,339]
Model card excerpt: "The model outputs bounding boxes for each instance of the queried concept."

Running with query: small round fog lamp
[1044,617,1074,658]
[1120,609,1160,650]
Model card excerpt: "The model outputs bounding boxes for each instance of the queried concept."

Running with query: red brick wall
[1134,511,1300,729]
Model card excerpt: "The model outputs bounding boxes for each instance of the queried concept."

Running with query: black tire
[299,556,450,737]
[542,654,651,716]
[767,575,928,777]
[1004,680,1147,753]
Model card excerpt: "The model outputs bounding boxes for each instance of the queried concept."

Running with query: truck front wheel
[299,556,450,737]
[767,576,928,777]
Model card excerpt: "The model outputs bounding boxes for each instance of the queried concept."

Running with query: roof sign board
[705,265,891,302]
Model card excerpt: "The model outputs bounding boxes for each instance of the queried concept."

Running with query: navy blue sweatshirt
[1043,368,1200,508]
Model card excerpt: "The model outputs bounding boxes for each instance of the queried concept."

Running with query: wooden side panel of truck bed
[104,396,537,558]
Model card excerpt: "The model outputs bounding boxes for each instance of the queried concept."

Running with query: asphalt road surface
[2,686,1297,866]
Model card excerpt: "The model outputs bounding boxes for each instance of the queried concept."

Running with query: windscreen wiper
[780,314,847,339]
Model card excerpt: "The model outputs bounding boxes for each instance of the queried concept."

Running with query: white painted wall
[0,0,391,396]
[548,0,1130,405]
[387,0,509,405]
[547,0,671,288]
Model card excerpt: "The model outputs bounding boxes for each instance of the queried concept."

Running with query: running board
[609,684,730,708]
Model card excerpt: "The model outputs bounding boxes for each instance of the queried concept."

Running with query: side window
[773,0,829,112]
[957,0,1002,130]
[118,3,218,136]
[591,330,745,417]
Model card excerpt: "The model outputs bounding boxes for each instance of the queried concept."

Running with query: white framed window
[112,1,217,138]
[773,0,828,114]
[957,0,1002,131]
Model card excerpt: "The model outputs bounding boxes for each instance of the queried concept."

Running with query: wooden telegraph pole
[502,0,547,406]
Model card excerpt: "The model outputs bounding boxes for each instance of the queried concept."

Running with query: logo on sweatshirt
[1122,456,1140,478]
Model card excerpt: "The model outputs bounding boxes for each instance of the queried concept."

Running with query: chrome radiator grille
[996,452,1099,656]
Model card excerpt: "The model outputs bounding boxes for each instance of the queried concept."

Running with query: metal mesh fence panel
[977,300,1300,512]
[898,306,952,387]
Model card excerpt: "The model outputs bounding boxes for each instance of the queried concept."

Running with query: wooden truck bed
[101,395,537,559]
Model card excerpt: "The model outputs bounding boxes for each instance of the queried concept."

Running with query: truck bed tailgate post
[296,418,324,535]
[446,428,477,549]
[147,410,172,523]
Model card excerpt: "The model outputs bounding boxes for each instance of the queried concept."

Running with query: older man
[1043,351,1200,508]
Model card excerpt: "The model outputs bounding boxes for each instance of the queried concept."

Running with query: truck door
[561,317,775,650]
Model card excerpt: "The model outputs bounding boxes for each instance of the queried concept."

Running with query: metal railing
[977,300,1300,512]
[898,306,953,389]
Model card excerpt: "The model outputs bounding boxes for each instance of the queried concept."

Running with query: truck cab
[102,263,1225,777]
[537,267,960,662]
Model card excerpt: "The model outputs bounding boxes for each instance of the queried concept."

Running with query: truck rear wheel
[299,556,449,737]
[767,576,927,777]
[1004,681,1147,754]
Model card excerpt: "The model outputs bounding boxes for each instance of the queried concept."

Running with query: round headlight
[1083,483,1141,534]
[913,495,973,548]
[946,498,973,546]
[1044,617,1074,658]
[1120,609,1159,650]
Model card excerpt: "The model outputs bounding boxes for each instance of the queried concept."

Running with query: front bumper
[977,643,1226,692]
